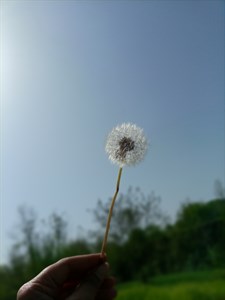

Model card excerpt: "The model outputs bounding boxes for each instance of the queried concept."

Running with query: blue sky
[1,0,224,264]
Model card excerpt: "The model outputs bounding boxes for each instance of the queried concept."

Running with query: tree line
[0,187,224,300]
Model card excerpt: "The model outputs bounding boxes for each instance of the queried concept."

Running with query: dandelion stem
[101,167,123,255]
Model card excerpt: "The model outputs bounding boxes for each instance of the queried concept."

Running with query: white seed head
[105,123,148,167]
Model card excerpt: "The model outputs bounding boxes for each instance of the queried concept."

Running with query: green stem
[101,167,123,255]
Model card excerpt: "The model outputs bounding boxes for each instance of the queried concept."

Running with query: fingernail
[96,262,109,277]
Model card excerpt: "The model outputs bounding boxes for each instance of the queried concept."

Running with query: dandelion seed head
[105,123,148,167]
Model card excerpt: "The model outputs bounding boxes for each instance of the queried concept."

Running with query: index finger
[34,253,106,287]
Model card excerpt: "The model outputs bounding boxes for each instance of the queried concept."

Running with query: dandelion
[101,123,148,255]
[105,123,148,167]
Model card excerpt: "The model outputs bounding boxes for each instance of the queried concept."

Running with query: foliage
[0,187,224,299]
[91,190,225,281]
[90,187,167,244]
[171,199,225,271]
[0,208,91,300]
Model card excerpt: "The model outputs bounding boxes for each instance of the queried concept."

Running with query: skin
[17,253,117,300]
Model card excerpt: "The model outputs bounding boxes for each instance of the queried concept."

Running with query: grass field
[117,269,225,300]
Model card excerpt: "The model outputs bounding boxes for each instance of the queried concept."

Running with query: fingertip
[96,262,109,278]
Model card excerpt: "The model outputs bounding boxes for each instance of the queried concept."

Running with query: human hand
[17,253,117,300]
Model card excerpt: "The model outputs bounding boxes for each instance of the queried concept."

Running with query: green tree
[172,199,225,270]
[1,206,93,300]
[90,187,166,244]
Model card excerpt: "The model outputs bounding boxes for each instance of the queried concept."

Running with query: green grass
[117,270,225,300]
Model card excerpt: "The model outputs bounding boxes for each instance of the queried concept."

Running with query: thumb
[68,262,109,300]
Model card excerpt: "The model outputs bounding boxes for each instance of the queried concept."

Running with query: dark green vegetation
[0,187,224,300]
